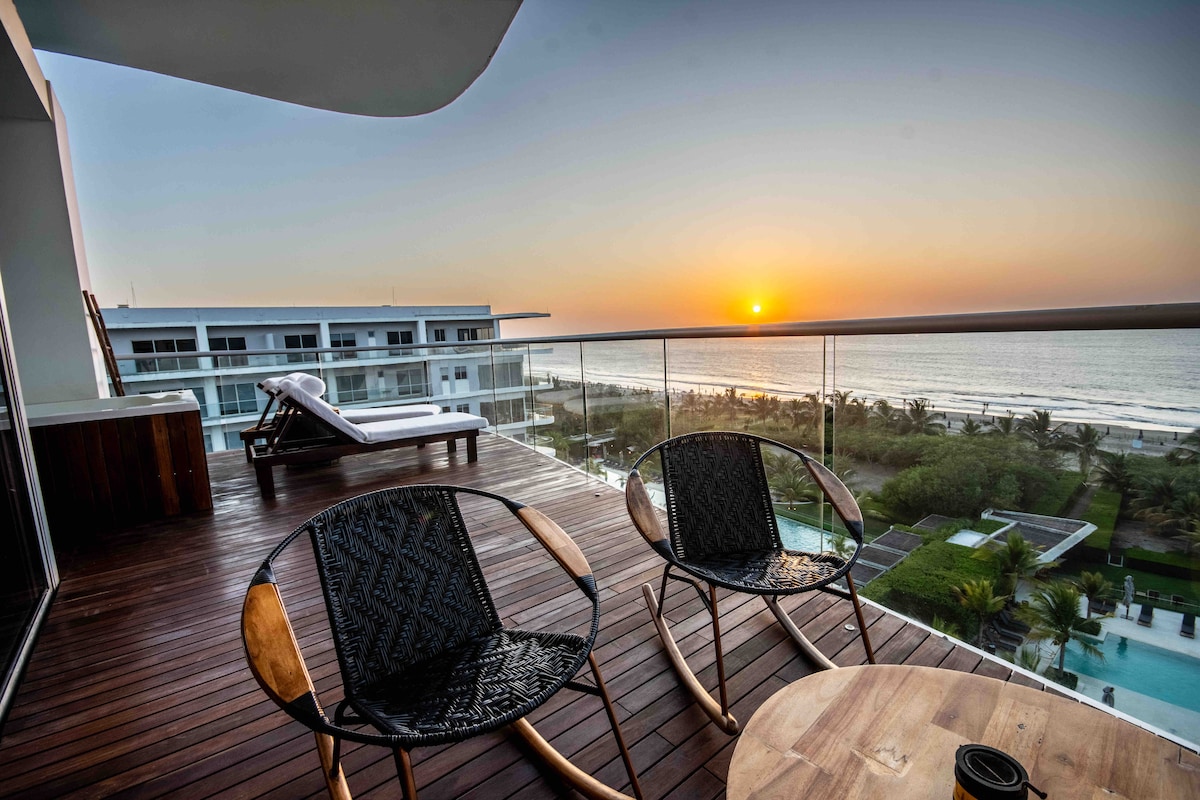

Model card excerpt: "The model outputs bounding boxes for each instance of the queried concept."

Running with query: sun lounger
[240,372,440,460]
[250,377,487,499]
[1182,613,1195,638]
[1137,603,1153,627]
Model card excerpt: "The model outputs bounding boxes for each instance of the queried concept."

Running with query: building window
[441,405,451,414]
[454,366,467,381]
[131,338,198,372]
[217,382,259,416]
[433,328,446,342]
[209,335,248,367]
[284,334,318,364]
[337,373,368,402]
[395,366,427,398]
[479,362,523,390]
[480,398,525,426]
[456,403,470,414]
[457,327,494,342]
[330,332,357,360]
[387,330,414,355]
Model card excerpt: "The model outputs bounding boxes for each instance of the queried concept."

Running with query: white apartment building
[102,305,549,453]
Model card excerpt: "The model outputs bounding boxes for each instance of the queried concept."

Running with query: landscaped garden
[535,381,1200,688]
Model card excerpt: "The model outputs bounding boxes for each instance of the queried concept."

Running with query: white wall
[0,76,103,403]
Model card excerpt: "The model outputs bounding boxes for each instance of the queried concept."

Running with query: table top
[728,664,1200,800]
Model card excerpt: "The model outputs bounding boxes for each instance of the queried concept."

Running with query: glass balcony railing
[483,304,1200,745]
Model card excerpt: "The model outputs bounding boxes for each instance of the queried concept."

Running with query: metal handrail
[495,303,1200,345]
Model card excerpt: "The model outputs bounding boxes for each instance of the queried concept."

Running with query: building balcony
[3,305,1197,797]
[0,434,1110,799]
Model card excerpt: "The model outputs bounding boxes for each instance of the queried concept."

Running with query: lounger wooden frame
[249,397,479,499]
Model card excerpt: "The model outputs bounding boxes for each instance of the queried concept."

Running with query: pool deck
[1076,600,1200,747]
[1099,604,1200,658]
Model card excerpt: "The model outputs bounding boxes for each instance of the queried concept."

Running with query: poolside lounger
[1137,603,1153,627]
[240,372,439,460]
[1182,613,1195,638]
[249,377,487,499]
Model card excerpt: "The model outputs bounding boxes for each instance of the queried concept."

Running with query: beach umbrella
[1123,575,1134,620]
[1102,686,1115,707]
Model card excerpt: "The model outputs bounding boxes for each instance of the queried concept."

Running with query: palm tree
[1094,451,1133,495]
[1018,580,1102,675]
[1130,475,1179,529]
[896,398,946,435]
[1167,427,1200,465]
[786,393,823,438]
[1077,570,1113,618]
[678,390,702,417]
[959,417,985,436]
[721,387,744,423]
[770,471,816,508]
[952,579,1006,647]
[1012,645,1043,674]
[870,398,900,430]
[988,412,1017,436]
[1017,409,1067,451]
[1155,491,1200,537]
[977,531,1054,598]
[1175,517,1200,556]
[750,393,778,426]
[1065,423,1106,479]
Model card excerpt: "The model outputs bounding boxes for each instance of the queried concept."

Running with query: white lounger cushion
[260,372,327,397]
[341,404,441,424]
[277,378,486,444]
[277,377,364,441]
[355,412,488,444]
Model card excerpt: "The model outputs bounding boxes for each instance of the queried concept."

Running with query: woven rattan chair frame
[625,432,876,734]
[242,485,642,800]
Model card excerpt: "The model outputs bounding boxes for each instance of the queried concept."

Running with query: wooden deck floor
[1,433,1055,800]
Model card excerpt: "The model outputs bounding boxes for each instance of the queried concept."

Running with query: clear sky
[36,0,1200,337]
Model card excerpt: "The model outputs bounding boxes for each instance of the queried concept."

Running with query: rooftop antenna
[392,286,396,305]
[130,281,137,307]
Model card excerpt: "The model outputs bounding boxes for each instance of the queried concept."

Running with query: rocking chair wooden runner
[242,485,643,800]
[625,432,876,734]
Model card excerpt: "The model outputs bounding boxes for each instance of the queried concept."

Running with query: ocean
[522,329,1200,433]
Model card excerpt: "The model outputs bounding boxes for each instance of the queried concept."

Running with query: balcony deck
[1,433,1061,799]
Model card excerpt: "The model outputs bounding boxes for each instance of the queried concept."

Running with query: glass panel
[577,340,667,487]
[666,337,827,451]
[0,296,53,729]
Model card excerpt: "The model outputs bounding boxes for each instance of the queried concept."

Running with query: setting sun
[752,304,762,314]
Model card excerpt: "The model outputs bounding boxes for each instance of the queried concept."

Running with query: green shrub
[1029,473,1084,516]
[1077,488,1120,558]
[861,541,1000,634]
[1123,548,1199,580]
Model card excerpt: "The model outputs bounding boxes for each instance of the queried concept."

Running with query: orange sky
[37,1,1200,337]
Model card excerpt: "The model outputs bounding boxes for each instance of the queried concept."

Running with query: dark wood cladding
[0,435,1180,800]
[29,410,212,547]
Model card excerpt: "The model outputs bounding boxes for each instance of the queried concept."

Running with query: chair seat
[678,548,849,594]
[351,628,590,747]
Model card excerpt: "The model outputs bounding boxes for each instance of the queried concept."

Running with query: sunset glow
[33,0,1199,336]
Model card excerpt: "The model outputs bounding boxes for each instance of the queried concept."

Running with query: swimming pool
[1064,635,1200,714]
[776,515,828,552]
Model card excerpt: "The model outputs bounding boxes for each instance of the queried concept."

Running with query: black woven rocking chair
[625,432,876,734]
[242,485,643,800]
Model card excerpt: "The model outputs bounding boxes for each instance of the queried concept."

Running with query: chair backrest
[300,486,503,700]
[650,431,782,561]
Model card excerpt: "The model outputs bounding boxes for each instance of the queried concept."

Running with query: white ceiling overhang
[15,0,522,117]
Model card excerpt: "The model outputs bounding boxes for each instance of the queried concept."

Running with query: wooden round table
[728,664,1200,800]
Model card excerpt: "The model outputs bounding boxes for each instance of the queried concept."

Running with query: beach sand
[938,409,1184,457]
